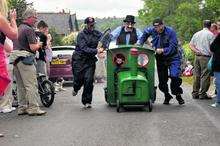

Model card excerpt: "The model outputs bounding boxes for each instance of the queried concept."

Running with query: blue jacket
[139,26,180,61]
[75,28,102,58]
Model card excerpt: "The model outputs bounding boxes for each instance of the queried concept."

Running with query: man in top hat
[72,17,104,108]
[138,18,185,105]
[110,15,142,45]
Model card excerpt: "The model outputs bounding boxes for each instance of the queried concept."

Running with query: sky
[26,0,144,19]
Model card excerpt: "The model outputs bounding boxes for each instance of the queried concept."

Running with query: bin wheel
[148,99,153,112]
[116,99,120,113]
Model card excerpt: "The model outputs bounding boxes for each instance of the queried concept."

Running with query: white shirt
[190,28,215,56]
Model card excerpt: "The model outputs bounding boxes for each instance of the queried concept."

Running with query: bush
[183,43,195,62]
[61,32,78,45]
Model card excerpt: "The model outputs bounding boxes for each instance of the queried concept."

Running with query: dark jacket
[116,26,137,45]
[139,26,181,62]
[75,28,102,59]
[35,31,47,62]
[210,33,220,72]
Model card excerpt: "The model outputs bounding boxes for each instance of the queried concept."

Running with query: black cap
[153,18,163,26]
[123,15,136,23]
[84,17,95,24]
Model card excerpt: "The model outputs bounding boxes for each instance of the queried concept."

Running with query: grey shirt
[14,23,37,53]
[190,28,215,56]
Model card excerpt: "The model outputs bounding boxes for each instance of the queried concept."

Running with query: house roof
[37,12,78,35]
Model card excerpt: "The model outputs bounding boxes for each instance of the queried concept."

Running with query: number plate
[51,59,66,65]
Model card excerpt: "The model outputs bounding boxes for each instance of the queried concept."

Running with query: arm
[136,28,143,40]
[110,26,122,41]
[137,27,151,45]
[4,38,13,53]
[0,10,18,40]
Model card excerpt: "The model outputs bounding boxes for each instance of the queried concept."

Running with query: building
[37,12,79,36]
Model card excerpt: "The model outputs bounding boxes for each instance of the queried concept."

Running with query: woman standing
[0,0,18,96]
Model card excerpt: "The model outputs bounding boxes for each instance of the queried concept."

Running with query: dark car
[49,46,75,82]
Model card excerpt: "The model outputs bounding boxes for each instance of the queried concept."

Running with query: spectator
[138,18,184,105]
[189,20,215,99]
[35,20,49,76]
[183,61,193,77]
[0,0,17,102]
[12,8,46,116]
[210,33,220,107]
[0,0,17,137]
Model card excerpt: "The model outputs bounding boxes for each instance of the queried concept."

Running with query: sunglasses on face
[125,22,135,25]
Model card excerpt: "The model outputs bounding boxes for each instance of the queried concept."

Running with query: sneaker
[192,95,199,99]
[86,104,92,108]
[1,107,16,113]
[199,95,212,100]
[59,87,66,91]
[176,95,185,105]
[163,93,173,105]
[18,108,28,115]
[26,108,46,116]
[211,102,220,108]
[72,89,78,96]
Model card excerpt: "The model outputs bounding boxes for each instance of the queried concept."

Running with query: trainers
[211,102,220,108]
[163,93,173,105]
[72,89,78,96]
[199,95,212,100]
[1,107,16,113]
[26,108,46,116]
[176,95,185,105]
[86,104,92,108]
[18,108,28,115]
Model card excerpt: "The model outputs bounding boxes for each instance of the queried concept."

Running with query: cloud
[26,0,143,18]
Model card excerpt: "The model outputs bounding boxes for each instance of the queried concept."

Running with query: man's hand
[97,47,104,54]
[156,48,164,54]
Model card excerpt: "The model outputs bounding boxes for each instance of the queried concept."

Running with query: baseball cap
[153,18,163,26]
[84,17,95,24]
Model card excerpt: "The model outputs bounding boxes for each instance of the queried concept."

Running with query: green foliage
[61,32,78,45]
[49,28,63,46]
[7,0,29,25]
[183,43,195,62]
[138,0,219,42]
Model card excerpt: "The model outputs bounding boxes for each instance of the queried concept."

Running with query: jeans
[214,72,220,103]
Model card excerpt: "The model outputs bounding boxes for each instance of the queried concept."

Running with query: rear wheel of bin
[148,99,153,112]
[116,99,120,113]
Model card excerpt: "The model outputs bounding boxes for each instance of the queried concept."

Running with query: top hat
[123,15,136,23]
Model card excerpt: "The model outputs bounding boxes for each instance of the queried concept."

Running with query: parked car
[49,46,75,82]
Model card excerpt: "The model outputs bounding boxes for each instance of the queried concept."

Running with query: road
[1,83,220,146]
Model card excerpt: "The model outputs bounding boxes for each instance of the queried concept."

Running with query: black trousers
[157,60,183,96]
[72,54,96,105]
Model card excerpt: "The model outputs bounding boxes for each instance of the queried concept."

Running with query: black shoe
[199,95,212,100]
[163,93,173,105]
[176,95,185,105]
[192,95,199,99]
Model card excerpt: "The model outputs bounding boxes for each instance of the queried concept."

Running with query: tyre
[40,80,55,107]
[148,99,153,112]
[116,99,120,112]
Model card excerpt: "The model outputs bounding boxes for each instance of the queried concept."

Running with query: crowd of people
[0,0,220,119]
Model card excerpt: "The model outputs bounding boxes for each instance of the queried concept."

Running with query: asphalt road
[1,83,220,146]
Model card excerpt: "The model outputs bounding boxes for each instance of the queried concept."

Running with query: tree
[49,28,63,46]
[7,0,30,25]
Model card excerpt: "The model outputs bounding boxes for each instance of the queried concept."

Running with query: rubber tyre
[40,80,55,107]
